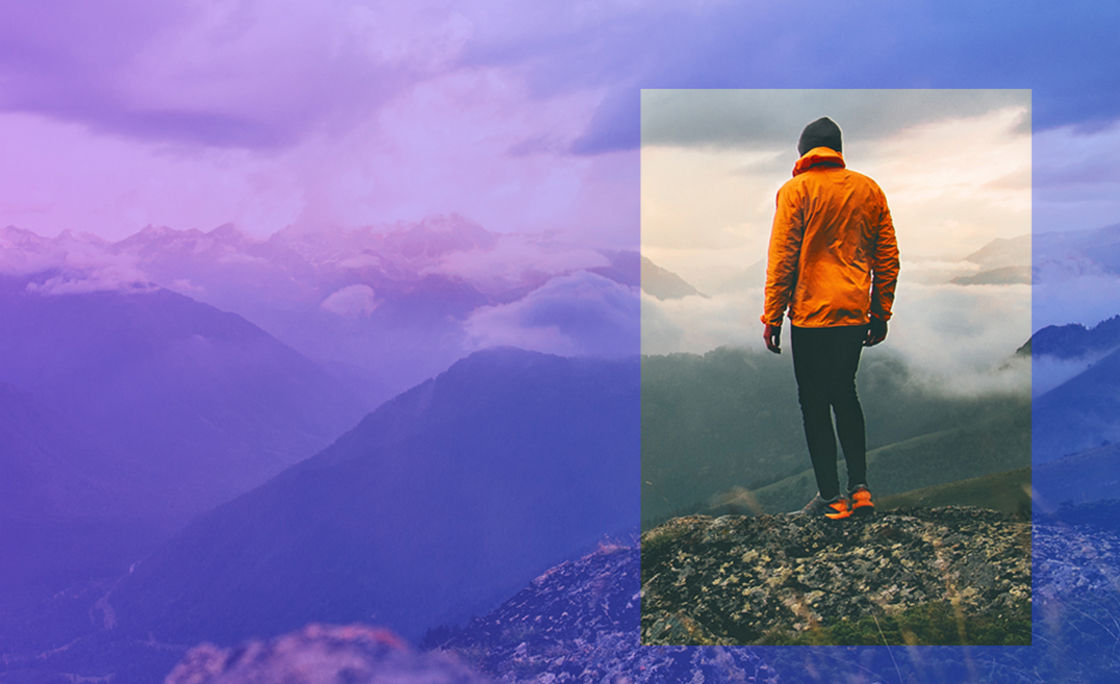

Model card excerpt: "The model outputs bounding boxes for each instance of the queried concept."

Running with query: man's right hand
[764,323,782,354]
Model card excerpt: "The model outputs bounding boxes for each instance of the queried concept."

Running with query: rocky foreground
[641,506,1031,645]
[161,506,1120,682]
[428,542,776,683]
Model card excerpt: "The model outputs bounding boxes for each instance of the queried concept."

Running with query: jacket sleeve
[761,185,805,325]
[869,195,900,320]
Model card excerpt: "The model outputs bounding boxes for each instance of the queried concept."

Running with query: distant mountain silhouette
[964,234,1030,270]
[2,219,648,402]
[950,265,1031,285]
[1018,314,1120,359]
[109,349,639,647]
[968,223,1120,277]
[637,255,705,300]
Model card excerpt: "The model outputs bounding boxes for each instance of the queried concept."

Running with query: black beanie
[797,117,842,156]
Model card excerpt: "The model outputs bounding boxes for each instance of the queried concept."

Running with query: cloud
[463,271,638,357]
[1032,355,1097,397]
[641,279,1032,394]
[0,226,156,294]
[1033,121,1120,234]
[641,289,759,356]
[641,89,1029,152]
[10,2,1111,157]
[553,2,1118,154]
[0,1,467,149]
[886,282,1031,390]
[1034,274,1120,332]
[571,89,639,154]
[320,284,378,317]
[422,234,610,294]
[25,272,157,296]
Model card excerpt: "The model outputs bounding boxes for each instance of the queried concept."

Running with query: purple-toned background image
[0,1,1118,682]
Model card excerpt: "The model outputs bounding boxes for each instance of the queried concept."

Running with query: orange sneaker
[798,494,852,520]
[849,484,875,517]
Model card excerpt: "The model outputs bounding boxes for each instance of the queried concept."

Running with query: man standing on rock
[761,116,900,520]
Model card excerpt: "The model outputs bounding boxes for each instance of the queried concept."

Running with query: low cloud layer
[423,235,610,295]
[642,280,1032,395]
[0,227,152,294]
[464,271,638,357]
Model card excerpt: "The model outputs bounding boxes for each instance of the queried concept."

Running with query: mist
[641,279,1031,397]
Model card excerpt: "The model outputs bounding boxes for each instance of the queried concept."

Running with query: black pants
[790,324,868,500]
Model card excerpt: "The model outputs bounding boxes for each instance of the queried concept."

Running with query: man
[761,116,900,520]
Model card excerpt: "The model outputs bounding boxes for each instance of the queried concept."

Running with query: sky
[0,1,1117,248]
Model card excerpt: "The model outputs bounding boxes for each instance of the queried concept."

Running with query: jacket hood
[792,147,846,177]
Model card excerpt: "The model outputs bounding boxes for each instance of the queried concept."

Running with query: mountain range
[964,222,1120,280]
[105,349,638,650]
[1,220,657,402]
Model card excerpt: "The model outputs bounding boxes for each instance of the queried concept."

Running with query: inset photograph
[640,89,1032,646]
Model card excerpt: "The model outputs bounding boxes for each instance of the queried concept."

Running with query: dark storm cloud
[640,89,1029,151]
[0,0,416,149]
[457,0,1114,155]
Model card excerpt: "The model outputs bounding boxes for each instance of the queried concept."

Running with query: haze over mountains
[1,218,643,402]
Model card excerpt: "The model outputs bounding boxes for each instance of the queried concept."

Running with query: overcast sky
[642,89,1031,288]
[0,1,1116,247]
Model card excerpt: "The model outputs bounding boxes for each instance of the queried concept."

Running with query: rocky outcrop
[427,543,776,683]
[641,506,1031,645]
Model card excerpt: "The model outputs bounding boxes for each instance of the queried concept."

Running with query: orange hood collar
[792,147,846,177]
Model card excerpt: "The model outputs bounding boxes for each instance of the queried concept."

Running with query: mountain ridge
[107,348,639,649]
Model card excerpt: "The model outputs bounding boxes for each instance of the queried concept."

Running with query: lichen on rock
[640,506,1032,645]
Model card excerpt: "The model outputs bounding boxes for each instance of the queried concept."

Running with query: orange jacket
[761,147,899,328]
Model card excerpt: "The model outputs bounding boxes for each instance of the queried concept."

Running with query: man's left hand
[864,316,887,346]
